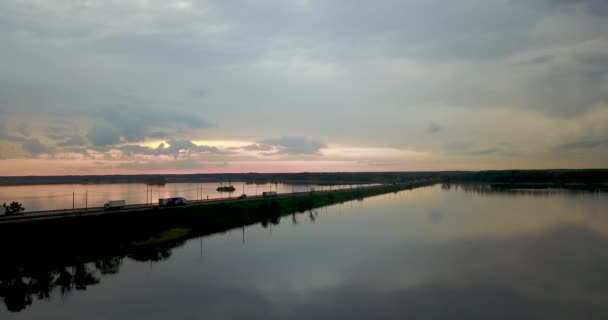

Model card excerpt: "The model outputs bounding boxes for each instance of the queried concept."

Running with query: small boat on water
[217,178,236,192]
[217,185,236,192]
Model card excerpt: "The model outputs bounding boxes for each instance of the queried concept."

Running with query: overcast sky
[0,0,607,175]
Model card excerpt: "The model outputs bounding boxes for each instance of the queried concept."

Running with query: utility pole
[72,192,75,212]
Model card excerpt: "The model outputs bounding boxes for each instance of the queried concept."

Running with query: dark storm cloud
[254,136,326,155]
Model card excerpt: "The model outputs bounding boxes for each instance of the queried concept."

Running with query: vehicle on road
[159,197,187,207]
[238,194,247,199]
[262,191,277,198]
[0,206,5,216]
[104,200,126,210]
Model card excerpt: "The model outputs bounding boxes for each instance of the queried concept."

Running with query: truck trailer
[159,197,187,207]
[262,191,277,198]
[104,200,126,210]
[0,206,5,216]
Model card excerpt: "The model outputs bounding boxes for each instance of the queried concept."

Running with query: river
[2,184,608,319]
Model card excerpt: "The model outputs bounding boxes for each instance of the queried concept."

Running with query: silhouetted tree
[3,202,24,215]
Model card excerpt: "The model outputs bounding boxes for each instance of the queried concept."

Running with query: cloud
[147,131,170,139]
[468,147,512,156]
[84,106,215,146]
[442,141,474,153]
[546,0,608,16]
[0,120,26,142]
[556,138,608,151]
[45,125,77,141]
[118,159,204,171]
[21,138,50,154]
[87,124,122,147]
[517,55,555,65]
[16,123,29,136]
[57,135,86,147]
[427,123,442,134]
[243,144,275,152]
[118,139,221,157]
[442,141,514,156]
[0,120,8,139]
[254,136,327,155]
[0,0,607,169]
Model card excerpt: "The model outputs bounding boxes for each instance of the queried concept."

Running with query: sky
[0,0,607,176]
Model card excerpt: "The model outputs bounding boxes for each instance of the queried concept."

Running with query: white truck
[104,200,126,210]
[262,191,277,198]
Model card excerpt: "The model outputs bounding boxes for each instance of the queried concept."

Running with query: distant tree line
[443,169,608,184]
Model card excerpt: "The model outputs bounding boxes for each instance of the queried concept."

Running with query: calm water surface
[2,184,608,319]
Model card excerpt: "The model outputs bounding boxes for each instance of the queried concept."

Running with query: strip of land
[0,180,436,261]
[0,181,427,223]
